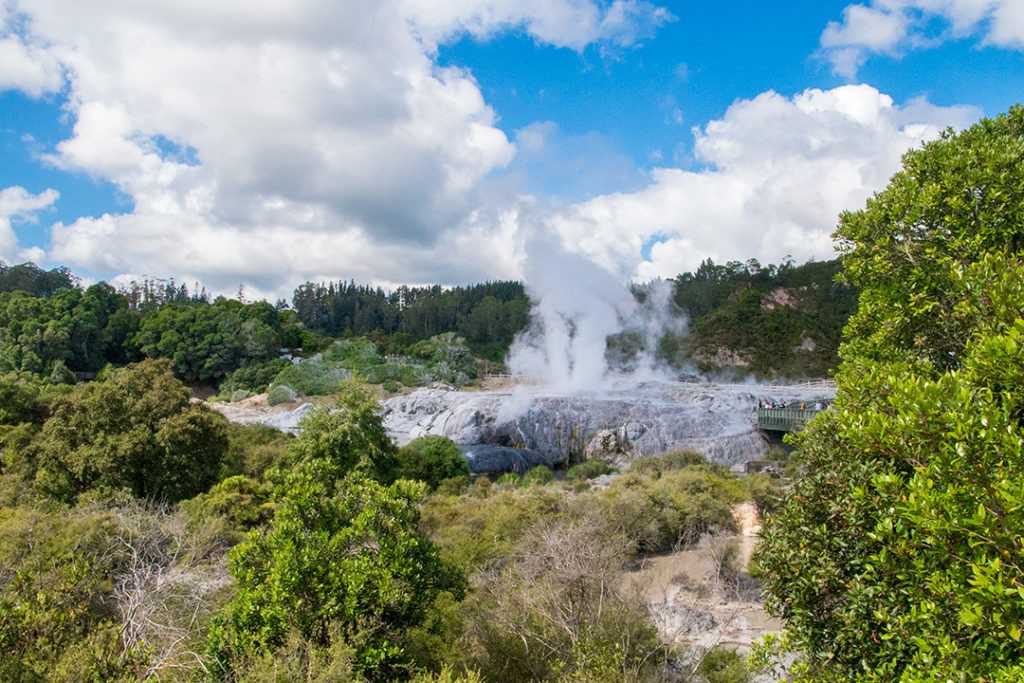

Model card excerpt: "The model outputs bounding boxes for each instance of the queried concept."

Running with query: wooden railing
[757,405,826,432]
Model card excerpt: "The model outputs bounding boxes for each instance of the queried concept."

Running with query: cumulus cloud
[0,1,988,304]
[5,0,675,297]
[403,0,673,51]
[0,186,59,262]
[821,1,1024,77]
[0,4,63,96]
[538,85,980,283]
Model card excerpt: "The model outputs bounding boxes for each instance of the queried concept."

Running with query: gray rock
[460,444,559,476]
[383,379,835,468]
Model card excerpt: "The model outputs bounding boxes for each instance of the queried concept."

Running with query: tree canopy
[8,359,228,503]
[208,383,464,680]
[756,105,1024,680]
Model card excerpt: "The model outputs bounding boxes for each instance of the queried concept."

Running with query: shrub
[17,359,228,504]
[695,646,751,683]
[266,383,297,406]
[594,465,743,553]
[394,436,471,491]
[629,449,707,477]
[520,465,553,487]
[567,460,612,481]
[495,472,521,488]
[218,358,291,397]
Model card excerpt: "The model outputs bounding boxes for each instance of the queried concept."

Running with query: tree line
[291,279,530,362]
[0,248,857,395]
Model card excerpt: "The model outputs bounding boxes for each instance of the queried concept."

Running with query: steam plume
[503,235,689,403]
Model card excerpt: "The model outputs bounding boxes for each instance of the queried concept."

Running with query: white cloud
[0,4,63,96]
[536,85,980,282]
[821,1,1024,76]
[402,0,673,51]
[0,186,59,262]
[3,0,675,298]
[0,2,989,304]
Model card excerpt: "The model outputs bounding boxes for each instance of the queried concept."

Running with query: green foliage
[0,261,76,296]
[0,503,147,681]
[757,106,1024,680]
[134,299,285,384]
[219,422,292,481]
[208,472,465,680]
[0,285,137,376]
[495,472,521,487]
[459,519,668,682]
[266,383,297,405]
[268,335,476,398]
[284,381,398,485]
[566,459,612,481]
[410,664,483,683]
[291,279,529,361]
[9,359,228,503]
[208,379,465,679]
[520,464,554,486]
[180,475,274,540]
[597,463,744,553]
[628,448,707,476]
[694,647,750,683]
[217,357,291,397]
[216,626,359,682]
[741,472,784,515]
[394,435,470,491]
[0,371,49,426]
[673,257,857,379]
[421,487,567,574]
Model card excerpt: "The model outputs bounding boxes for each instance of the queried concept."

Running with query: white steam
[500,235,690,424]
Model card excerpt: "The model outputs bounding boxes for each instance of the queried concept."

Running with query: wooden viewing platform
[757,404,827,433]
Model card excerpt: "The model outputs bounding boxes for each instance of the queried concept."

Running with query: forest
[0,250,853,408]
[2,105,1021,680]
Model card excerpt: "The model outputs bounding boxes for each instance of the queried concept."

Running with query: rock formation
[382,379,834,470]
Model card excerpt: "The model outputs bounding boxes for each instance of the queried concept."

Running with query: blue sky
[0,0,1022,299]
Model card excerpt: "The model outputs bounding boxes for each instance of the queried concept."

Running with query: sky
[0,0,1022,301]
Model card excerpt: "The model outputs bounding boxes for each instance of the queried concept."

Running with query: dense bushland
[0,359,774,680]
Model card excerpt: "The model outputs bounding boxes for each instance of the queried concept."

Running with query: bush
[218,358,291,397]
[567,460,612,481]
[594,465,743,553]
[629,449,707,477]
[394,436,471,491]
[459,519,668,681]
[16,359,228,504]
[270,360,351,397]
[219,422,291,481]
[180,475,273,539]
[520,465,553,487]
[266,383,297,406]
[695,646,750,683]
[495,472,520,488]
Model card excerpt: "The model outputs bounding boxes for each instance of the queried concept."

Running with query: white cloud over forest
[542,85,979,282]
[0,0,990,299]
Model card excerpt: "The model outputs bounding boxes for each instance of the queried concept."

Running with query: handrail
[757,405,826,432]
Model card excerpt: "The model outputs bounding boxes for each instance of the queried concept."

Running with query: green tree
[756,106,1024,680]
[13,359,228,503]
[208,384,465,680]
[394,435,469,490]
[285,381,398,484]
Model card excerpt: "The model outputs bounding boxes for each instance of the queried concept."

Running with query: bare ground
[623,504,782,655]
